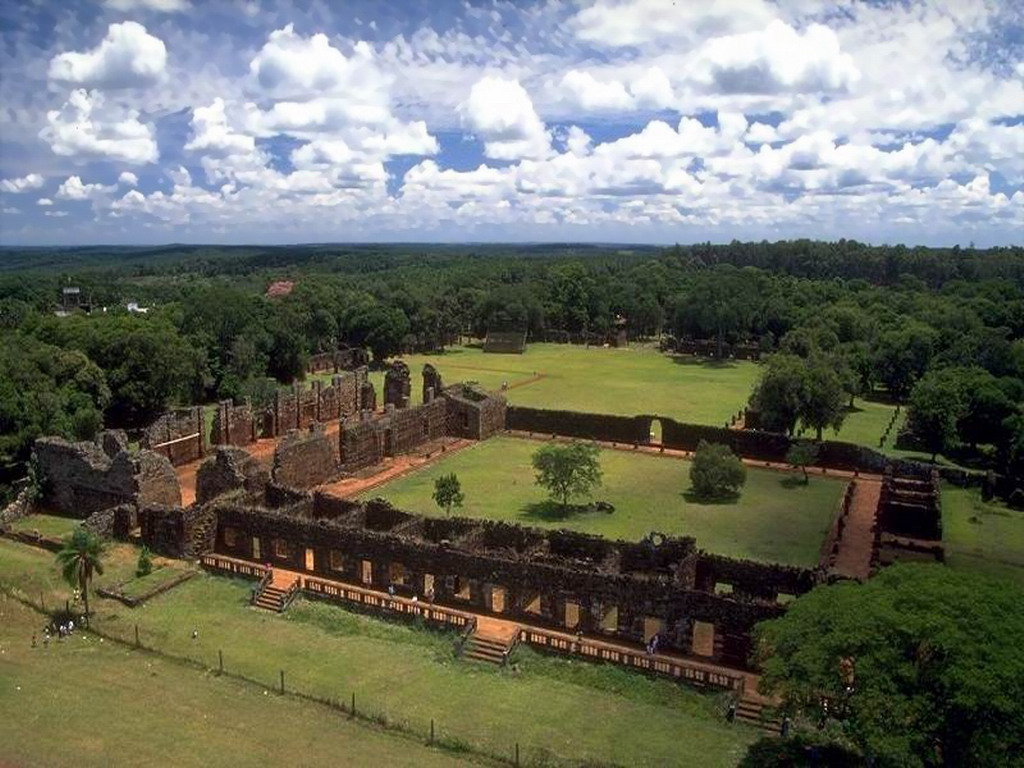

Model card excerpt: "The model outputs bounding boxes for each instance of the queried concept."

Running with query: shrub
[136,545,153,578]
[689,440,746,500]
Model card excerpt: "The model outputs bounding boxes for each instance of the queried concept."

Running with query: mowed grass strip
[9,512,82,539]
[363,436,843,567]
[0,596,474,768]
[941,484,1024,586]
[0,540,756,768]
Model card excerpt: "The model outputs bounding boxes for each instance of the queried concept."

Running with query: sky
[0,0,1021,247]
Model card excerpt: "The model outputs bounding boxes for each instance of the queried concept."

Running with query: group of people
[32,616,85,649]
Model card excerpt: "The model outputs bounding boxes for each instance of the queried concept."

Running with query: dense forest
[1,240,1022,491]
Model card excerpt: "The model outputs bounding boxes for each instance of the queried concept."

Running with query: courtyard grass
[0,596,475,768]
[363,436,844,567]
[941,483,1024,586]
[8,512,81,539]
[315,343,761,427]
[0,539,757,767]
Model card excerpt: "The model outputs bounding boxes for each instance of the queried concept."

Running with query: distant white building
[126,301,149,314]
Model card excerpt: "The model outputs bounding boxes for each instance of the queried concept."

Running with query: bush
[136,545,153,578]
[689,440,746,500]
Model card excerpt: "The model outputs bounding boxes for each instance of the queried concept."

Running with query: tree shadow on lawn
[521,500,609,522]
[778,475,809,490]
[667,356,740,370]
[681,490,741,505]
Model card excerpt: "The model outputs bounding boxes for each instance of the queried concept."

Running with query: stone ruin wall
[196,446,269,505]
[140,503,216,559]
[32,436,182,518]
[272,425,339,489]
[384,361,411,409]
[212,401,258,448]
[141,406,205,465]
[210,495,800,668]
[307,347,370,375]
[338,397,449,473]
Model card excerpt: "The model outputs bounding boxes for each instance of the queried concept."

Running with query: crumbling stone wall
[877,472,941,540]
[212,401,257,448]
[483,331,526,353]
[272,425,339,489]
[256,368,371,439]
[307,346,370,374]
[99,429,129,458]
[196,447,269,504]
[384,361,411,409]
[83,503,137,540]
[445,385,507,440]
[422,363,443,404]
[0,486,36,529]
[506,407,649,444]
[141,407,206,466]
[33,437,181,518]
[141,503,216,558]
[338,398,449,472]
[210,495,797,668]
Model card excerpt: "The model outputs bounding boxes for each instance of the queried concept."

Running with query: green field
[315,343,761,427]
[9,513,81,539]
[0,596,473,768]
[363,436,844,566]
[941,484,1024,585]
[0,539,756,767]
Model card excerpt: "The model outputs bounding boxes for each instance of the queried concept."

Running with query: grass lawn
[941,484,1024,586]
[0,539,756,767]
[315,343,761,427]
[825,396,904,450]
[116,563,195,601]
[363,436,843,566]
[9,513,81,539]
[0,597,473,768]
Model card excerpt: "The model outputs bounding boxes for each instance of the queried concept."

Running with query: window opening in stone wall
[330,550,345,571]
[222,526,238,548]
[361,560,373,584]
[274,538,290,559]
[454,576,471,600]
[599,604,619,633]
[389,561,407,585]
[304,547,315,571]
[252,537,261,560]
[565,600,580,629]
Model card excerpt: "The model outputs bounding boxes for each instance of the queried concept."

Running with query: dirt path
[831,479,881,580]
[317,438,473,499]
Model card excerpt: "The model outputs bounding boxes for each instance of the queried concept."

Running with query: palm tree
[55,529,105,618]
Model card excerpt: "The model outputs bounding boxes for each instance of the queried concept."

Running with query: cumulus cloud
[48,22,167,89]
[186,98,255,156]
[0,174,44,193]
[118,171,139,186]
[561,70,634,111]
[57,176,117,201]
[40,90,159,164]
[693,21,860,95]
[37,198,54,206]
[460,77,552,160]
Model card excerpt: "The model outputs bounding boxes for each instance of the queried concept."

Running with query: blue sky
[0,0,1021,246]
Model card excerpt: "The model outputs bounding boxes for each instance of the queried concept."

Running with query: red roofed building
[265,280,295,298]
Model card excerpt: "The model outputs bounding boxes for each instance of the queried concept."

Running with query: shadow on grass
[778,475,809,490]
[521,500,602,522]
[681,490,740,505]
[666,355,741,370]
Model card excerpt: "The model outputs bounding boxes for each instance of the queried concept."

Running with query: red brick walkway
[831,479,880,580]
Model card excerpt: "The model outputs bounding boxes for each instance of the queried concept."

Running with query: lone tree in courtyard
[55,528,106,618]
[786,441,819,484]
[754,564,1024,767]
[689,441,746,500]
[432,473,464,517]
[532,441,603,509]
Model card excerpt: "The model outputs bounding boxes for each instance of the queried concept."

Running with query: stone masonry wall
[141,407,205,465]
[272,425,339,489]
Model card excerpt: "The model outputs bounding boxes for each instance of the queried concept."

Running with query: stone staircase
[734,696,783,734]
[253,572,299,613]
[461,618,520,666]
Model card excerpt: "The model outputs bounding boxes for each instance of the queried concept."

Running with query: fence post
[430,718,434,745]
[218,649,224,674]
[134,624,140,647]
[279,669,285,694]
[515,742,520,767]
[351,691,356,719]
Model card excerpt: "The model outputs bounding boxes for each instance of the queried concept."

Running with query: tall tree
[432,473,464,517]
[755,564,1024,767]
[798,358,848,441]
[906,370,967,462]
[532,441,603,509]
[55,528,106,618]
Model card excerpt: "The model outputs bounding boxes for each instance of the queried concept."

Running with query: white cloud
[57,176,117,201]
[37,198,54,206]
[561,70,634,110]
[104,0,189,10]
[693,20,860,95]
[40,90,159,165]
[48,22,167,89]
[459,77,552,160]
[629,67,675,109]
[45,210,70,217]
[0,174,44,193]
[2,207,20,215]
[118,171,139,186]
[186,98,255,156]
